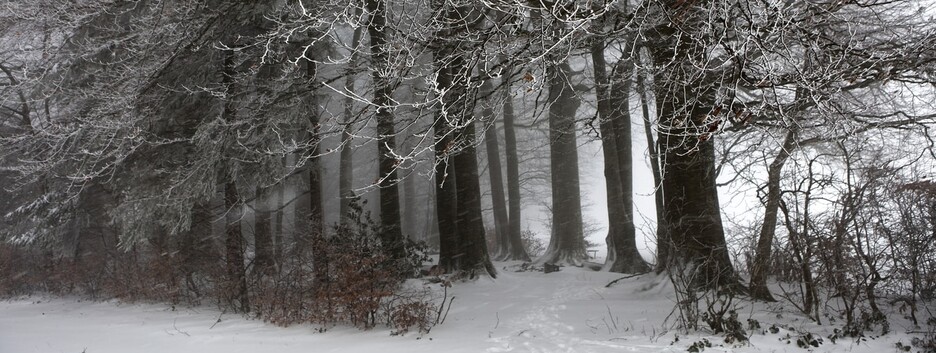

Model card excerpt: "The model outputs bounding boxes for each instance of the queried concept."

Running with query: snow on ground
[0,263,924,353]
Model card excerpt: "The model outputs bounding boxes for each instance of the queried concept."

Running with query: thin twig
[209,309,226,330]
[439,297,455,325]
[605,273,647,288]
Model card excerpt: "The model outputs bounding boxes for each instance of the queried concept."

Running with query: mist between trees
[2,0,936,336]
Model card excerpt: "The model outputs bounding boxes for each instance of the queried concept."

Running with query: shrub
[253,197,435,333]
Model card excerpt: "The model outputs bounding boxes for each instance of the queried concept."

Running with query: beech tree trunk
[453,120,497,278]
[339,12,364,223]
[224,181,249,313]
[749,129,797,301]
[366,0,405,260]
[254,187,274,275]
[302,53,327,283]
[273,178,284,268]
[539,60,586,266]
[432,15,459,271]
[646,1,740,290]
[434,129,459,271]
[221,53,249,313]
[501,72,530,261]
[634,57,667,273]
[181,201,212,296]
[432,3,495,277]
[481,80,510,261]
[403,165,419,239]
[591,37,649,273]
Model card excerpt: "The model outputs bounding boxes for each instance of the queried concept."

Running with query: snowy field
[0,263,923,353]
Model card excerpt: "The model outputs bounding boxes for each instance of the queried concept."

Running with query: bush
[521,229,546,258]
[3,197,438,335]
[253,198,435,333]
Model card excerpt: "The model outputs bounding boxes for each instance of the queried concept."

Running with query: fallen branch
[605,273,647,288]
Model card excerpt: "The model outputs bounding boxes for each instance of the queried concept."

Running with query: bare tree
[365,0,405,260]
[642,0,739,289]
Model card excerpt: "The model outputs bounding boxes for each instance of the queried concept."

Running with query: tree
[633,48,667,272]
[590,14,650,273]
[741,0,936,300]
[365,0,405,261]
[538,57,587,266]
[481,80,511,260]
[431,0,496,277]
[642,0,739,289]
[500,71,531,262]
[221,50,250,313]
[339,6,365,223]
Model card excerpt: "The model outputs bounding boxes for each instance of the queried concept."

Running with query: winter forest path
[478,266,675,353]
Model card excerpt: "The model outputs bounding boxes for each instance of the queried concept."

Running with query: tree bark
[634,53,667,272]
[224,181,249,313]
[431,3,495,277]
[366,0,405,260]
[591,36,649,273]
[501,72,530,261]
[539,60,586,266]
[403,163,419,240]
[432,20,459,271]
[273,177,284,269]
[453,120,497,278]
[221,52,249,313]
[646,0,740,290]
[434,129,459,271]
[339,9,364,223]
[254,187,274,275]
[180,201,212,296]
[481,80,510,261]
[592,36,623,267]
[303,54,327,283]
[749,129,797,301]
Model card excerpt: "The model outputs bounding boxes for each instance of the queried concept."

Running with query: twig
[435,284,448,324]
[173,318,191,337]
[210,309,226,330]
[605,273,647,288]
[439,296,455,325]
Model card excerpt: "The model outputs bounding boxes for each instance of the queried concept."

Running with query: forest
[2,0,936,350]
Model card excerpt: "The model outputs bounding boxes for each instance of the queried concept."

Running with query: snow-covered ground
[0,263,924,353]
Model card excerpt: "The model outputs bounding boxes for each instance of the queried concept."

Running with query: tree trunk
[634,53,667,272]
[453,120,497,278]
[434,129,459,271]
[501,72,530,261]
[339,11,364,223]
[302,54,327,283]
[591,36,649,273]
[539,60,586,266]
[609,59,649,273]
[224,181,249,313]
[180,201,212,296]
[481,79,510,261]
[254,187,274,275]
[646,2,740,290]
[366,0,404,260]
[402,166,419,240]
[221,52,249,313]
[749,128,797,301]
[431,3,495,277]
[273,174,285,268]
[293,153,310,247]
[402,135,420,240]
